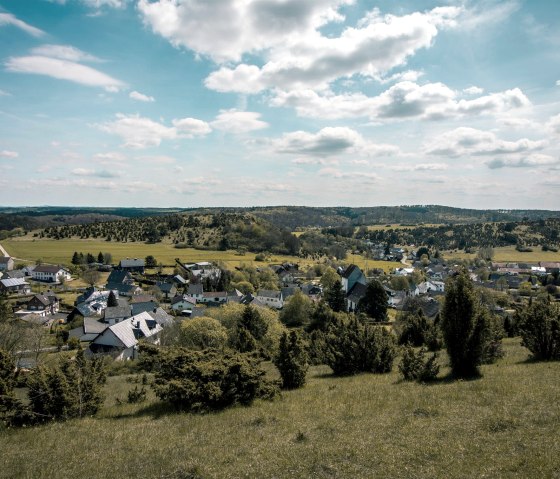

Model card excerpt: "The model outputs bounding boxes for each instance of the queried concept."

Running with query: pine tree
[97,252,104,264]
[86,253,95,264]
[441,271,489,378]
[107,290,118,307]
[71,252,81,265]
[325,280,346,312]
[274,331,308,389]
[357,280,388,321]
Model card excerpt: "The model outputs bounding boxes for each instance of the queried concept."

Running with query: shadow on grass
[394,371,483,386]
[110,401,179,420]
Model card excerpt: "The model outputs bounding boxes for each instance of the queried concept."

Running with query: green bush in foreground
[153,348,278,412]
[399,345,440,382]
[519,301,560,360]
[274,331,308,390]
[322,317,396,376]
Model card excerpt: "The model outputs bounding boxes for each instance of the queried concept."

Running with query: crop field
[444,246,560,263]
[1,339,559,478]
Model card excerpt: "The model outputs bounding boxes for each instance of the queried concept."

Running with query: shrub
[399,345,440,382]
[179,317,228,351]
[518,301,560,360]
[127,385,147,404]
[322,317,396,376]
[153,349,278,412]
[481,315,505,364]
[397,309,431,346]
[274,331,308,390]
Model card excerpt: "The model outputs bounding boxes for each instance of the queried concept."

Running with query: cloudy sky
[0,0,559,209]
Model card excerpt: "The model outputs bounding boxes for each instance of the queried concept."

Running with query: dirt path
[0,242,9,257]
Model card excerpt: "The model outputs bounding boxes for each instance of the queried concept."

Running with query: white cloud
[5,55,125,91]
[97,113,211,148]
[210,109,268,134]
[49,0,127,7]
[556,80,560,86]
[129,90,155,102]
[71,168,120,177]
[458,0,520,30]
[94,151,127,163]
[318,167,381,183]
[425,127,547,157]
[463,86,484,95]
[273,126,400,158]
[0,13,45,37]
[486,154,560,169]
[0,89,10,96]
[390,163,448,172]
[31,44,101,62]
[546,114,560,135]
[0,150,19,159]
[272,82,529,120]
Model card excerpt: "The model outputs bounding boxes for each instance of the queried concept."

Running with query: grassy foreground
[1,339,559,478]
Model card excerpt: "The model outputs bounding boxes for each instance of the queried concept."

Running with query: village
[1,247,558,363]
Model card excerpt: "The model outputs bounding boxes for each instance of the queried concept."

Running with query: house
[301,283,322,299]
[0,278,31,295]
[31,265,71,283]
[107,270,134,286]
[340,264,366,293]
[187,283,204,301]
[89,311,162,360]
[226,289,244,304]
[170,294,197,312]
[118,258,145,273]
[69,317,108,342]
[394,267,415,277]
[418,281,445,295]
[256,289,283,309]
[2,269,25,280]
[346,282,367,312]
[155,281,177,300]
[281,286,301,301]
[131,300,160,317]
[102,304,132,325]
[199,291,228,305]
[172,274,188,286]
[0,256,14,272]
[239,294,268,308]
[17,293,60,317]
[147,307,174,328]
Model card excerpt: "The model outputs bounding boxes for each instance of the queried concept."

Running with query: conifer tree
[325,280,346,312]
[274,331,308,389]
[357,280,388,321]
[107,290,118,307]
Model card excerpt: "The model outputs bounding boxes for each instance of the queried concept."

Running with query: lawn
[1,339,559,478]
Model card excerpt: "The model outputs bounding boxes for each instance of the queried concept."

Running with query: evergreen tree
[274,331,308,389]
[239,305,268,341]
[441,271,489,378]
[107,290,118,307]
[519,300,560,360]
[97,252,104,264]
[325,280,346,312]
[145,255,157,268]
[86,253,95,264]
[357,280,388,321]
[71,251,81,265]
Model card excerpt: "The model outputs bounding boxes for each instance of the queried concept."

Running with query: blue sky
[0,0,559,209]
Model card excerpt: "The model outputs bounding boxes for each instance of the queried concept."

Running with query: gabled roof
[130,294,158,304]
[83,317,108,334]
[34,264,65,274]
[0,256,13,264]
[202,291,227,298]
[2,270,25,279]
[131,301,159,316]
[29,294,51,306]
[341,264,361,279]
[119,258,145,268]
[103,304,132,321]
[257,289,282,299]
[347,282,367,304]
[187,283,203,295]
[173,274,187,284]
[156,282,176,293]
[106,270,132,285]
[147,307,174,327]
[171,294,196,306]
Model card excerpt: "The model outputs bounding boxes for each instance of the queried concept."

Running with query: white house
[89,312,162,361]
[170,294,197,312]
[0,256,14,272]
[32,265,71,283]
[256,289,283,309]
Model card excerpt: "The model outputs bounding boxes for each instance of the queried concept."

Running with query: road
[0,242,9,257]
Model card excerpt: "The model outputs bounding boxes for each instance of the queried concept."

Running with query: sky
[0,0,559,209]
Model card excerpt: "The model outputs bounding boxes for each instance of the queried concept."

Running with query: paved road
[0,242,9,257]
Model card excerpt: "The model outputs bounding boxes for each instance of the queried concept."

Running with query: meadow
[444,246,560,263]
[2,237,402,273]
[1,339,559,478]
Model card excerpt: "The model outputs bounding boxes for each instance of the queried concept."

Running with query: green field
[2,237,401,273]
[1,339,559,478]
[444,246,560,263]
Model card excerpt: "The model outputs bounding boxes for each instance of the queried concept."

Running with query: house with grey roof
[256,289,283,309]
[340,264,366,293]
[89,311,162,360]
[170,294,197,312]
[118,258,145,273]
[0,277,30,295]
[102,304,132,325]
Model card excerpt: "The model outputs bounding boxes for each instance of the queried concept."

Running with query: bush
[399,345,439,382]
[127,385,147,404]
[322,317,396,376]
[519,301,560,360]
[274,331,308,390]
[397,309,431,347]
[153,349,278,412]
[481,315,505,364]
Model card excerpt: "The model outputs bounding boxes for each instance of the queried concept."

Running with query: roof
[2,270,25,279]
[29,294,51,306]
[202,291,227,298]
[341,264,361,279]
[106,270,132,285]
[156,282,176,293]
[119,258,145,268]
[148,307,174,327]
[171,294,196,305]
[130,294,158,304]
[257,289,282,299]
[131,301,159,316]
[187,283,203,295]
[173,274,187,284]
[0,256,12,264]
[347,282,368,303]
[0,278,28,288]
[83,317,108,334]
[34,264,65,274]
[103,305,132,321]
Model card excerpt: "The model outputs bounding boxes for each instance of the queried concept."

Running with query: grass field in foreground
[1,339,559,478]
[444,245,560,263]
[2,237,402,273]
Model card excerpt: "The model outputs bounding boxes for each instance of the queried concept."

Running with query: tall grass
[1,339,559,478]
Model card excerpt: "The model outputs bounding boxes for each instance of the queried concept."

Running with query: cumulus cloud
[463,86,484,95]
[97,113,211,148]
[547,114,560,135]
[390,163,448,172]
[425,127,547,157]
[6,45,125,91]
[0,150,19,159]
[0,13,45,37]
[129,90,155,102]
[272,82,530,120]
[210,109,268,134]
[273,126,400,158]
[486,154,560,169]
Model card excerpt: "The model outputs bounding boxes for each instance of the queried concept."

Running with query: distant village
[1,250,559,362]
